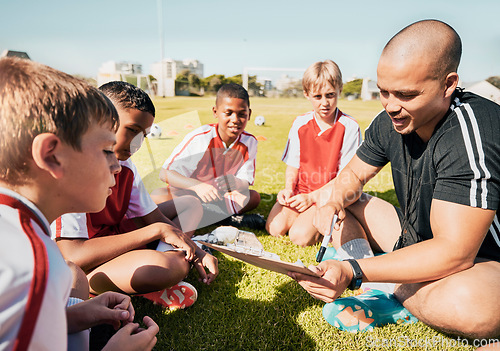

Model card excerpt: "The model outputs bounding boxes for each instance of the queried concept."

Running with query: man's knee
[397,282,500,339]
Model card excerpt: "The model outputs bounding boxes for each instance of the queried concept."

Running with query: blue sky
[1,0,499,82]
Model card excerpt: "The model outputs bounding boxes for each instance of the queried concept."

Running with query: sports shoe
[323,289,417,332]
[139,281,198,310]
[221,213,266,230]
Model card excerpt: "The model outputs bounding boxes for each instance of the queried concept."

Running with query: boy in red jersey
[0,58,158,350]
[266,60,362,247]
[151,83,265,230]
[52,81,218,310]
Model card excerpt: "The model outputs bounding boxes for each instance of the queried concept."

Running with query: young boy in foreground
[0,58,158,350]
[266,60,361,247]
[52,81,218,310]
[151,83,265,230]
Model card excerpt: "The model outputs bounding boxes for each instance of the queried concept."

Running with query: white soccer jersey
[52,159,157,240]
[162,124,257,186]
[0,188,72,351]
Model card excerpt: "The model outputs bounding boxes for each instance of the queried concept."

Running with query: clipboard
[201,241,320,277]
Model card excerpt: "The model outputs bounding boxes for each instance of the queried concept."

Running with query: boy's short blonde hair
[302,60,343,95]
[0,57,119,185]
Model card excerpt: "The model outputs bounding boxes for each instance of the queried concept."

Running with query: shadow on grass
[132,253,321,350]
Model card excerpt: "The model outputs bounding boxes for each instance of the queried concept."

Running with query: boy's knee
[266,218,287,237]
[66,260,90,300]
[289,228,317,247]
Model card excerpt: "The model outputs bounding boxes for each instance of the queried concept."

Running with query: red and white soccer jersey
[282,109,361,194]
[0,188,72,351]
[162,123,257,186]
[51,159,157,240]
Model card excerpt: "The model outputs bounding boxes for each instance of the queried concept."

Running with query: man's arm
[310,155,382,234]
[292,200,495,302]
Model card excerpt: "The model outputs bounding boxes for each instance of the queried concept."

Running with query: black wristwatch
[344,259,363,290]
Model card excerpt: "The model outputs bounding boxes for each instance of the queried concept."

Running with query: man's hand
[288,193,314,212]
[191,182,222,203]
[192,247,219,284]
[313,202,344,236]
[277,189,294,206]
[158,223,197,261]
[102,316,159,351]
[288,260,352,303]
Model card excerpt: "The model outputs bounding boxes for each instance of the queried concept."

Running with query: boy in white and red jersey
[266,60,362,247]
[52,81,218,310]
[0,58,158,350]
[151,83,264,229]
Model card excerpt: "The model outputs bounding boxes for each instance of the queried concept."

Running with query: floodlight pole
[157,0,165,97]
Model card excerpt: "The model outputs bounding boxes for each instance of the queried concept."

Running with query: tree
[342,78,363,98]
[487,76,500,89]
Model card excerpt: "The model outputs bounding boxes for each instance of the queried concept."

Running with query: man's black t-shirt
[357,89,500,260]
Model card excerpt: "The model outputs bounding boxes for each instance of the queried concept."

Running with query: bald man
[290,19,500,339]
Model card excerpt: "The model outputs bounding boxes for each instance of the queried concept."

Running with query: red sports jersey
[162,123,257,186]
[282,109,361,194]
[52,159,157,240]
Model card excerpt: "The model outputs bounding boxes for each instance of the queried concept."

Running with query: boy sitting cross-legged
[150,83,266,230]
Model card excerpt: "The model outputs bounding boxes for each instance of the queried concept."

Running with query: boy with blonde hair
[266,60,361,247]
[0,58,158,350]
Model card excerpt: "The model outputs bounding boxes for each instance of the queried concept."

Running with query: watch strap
[345,259,363,290]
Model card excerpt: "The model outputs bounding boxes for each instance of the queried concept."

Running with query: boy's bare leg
[396,259,500,339]
[266,202,299,237]
[227,189,261,214]
[341,193,402,253]
[288,206,322,247]
[87,250,190,295]
[157,195,203,237]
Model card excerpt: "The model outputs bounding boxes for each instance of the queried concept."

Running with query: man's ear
[31,133,64,179]
[444,72,459,98]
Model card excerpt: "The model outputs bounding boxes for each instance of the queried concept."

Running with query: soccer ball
[148,123,162,139]
[254,115,265,126]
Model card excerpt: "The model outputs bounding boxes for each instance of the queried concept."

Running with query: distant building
[97,61,148,88]
[1,50,30,60]
[151,58,204,97]
[461,80,500,104]
[361,78,379,101]
[275,74,301,92]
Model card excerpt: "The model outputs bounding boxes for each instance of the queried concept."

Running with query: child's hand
[67,291,135,333]
[102,316,159,351]
[288,193,314,212]
[191,182,222,203]
[277,189,294,206]
[159,224,197,261]
[215,174,237,193]
[192,248,219,284]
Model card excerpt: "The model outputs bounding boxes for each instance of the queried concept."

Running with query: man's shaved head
[382,20,462,80]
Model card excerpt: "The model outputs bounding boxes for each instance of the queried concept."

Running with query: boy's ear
[212,106,217,118]
[31,133,64,179]
[303,90,308,99]
[248,108,252,120]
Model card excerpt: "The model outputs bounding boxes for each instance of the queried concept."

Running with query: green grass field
[130,96,474,350]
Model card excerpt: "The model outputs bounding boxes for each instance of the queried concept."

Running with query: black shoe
[224,213,266,230]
